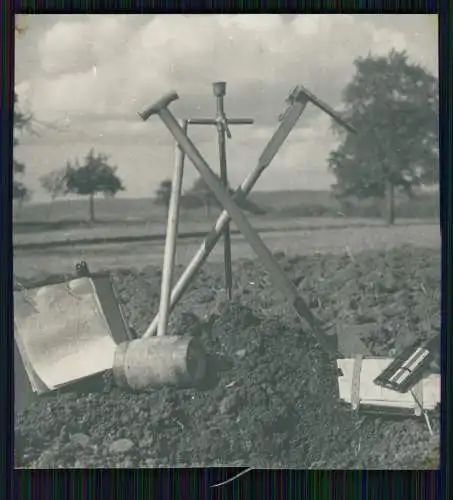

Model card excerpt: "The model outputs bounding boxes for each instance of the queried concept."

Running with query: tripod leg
[216,109,233,299]
[143,97,309,338]
[156,119,187,336]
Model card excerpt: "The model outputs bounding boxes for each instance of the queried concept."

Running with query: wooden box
[337,356,440,417]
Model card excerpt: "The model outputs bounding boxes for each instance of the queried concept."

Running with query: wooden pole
[156,119,187,336]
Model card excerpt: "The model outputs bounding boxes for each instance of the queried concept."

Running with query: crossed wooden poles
[140,84,357,358]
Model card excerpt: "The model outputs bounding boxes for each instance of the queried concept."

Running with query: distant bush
[180,194,204,209]
[397,195,439,219]
[338,202,382,219]
[272,193,439,220]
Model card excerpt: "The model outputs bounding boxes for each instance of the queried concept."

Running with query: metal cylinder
[113,336,207,390]
[213,81,226,97]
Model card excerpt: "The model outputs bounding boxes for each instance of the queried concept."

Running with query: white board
[337,357,440,413]
[14,277,117,392]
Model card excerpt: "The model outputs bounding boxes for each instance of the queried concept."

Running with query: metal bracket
[373,334,440,393]
[279,84,356,134]
[75,261,90,278]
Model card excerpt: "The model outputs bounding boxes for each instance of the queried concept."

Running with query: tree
[39,167,69,220]
[13,17,33,205]
[15,15,28,39]
[13,93,33,204]
[13,178,32,216]
[188,176,267,217]
[154,179,172,207]
[65,149,125,223]
[327,49,439,225]
[190,177,216,217]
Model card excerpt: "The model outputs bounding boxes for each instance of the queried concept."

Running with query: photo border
[2,2,448,498]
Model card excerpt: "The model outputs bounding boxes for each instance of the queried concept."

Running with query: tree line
[154,176,267,217]
[14,46,438,226]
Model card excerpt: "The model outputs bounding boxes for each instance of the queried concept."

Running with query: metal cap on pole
[213,81,227,97]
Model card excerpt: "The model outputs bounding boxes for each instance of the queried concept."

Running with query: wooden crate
[337,356,440,417]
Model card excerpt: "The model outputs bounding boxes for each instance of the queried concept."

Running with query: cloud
[14,14,438,200]
[27,14,437,121]
[38,15,134,75]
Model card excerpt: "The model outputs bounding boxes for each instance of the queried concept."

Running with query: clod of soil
[15,246,440,468]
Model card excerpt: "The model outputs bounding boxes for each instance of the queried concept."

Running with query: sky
[14,14,438,202]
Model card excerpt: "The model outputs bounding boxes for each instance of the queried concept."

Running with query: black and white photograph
[13,14,440,469]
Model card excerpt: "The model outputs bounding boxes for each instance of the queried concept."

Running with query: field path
[13,216,438,247]
[14,223,440,281]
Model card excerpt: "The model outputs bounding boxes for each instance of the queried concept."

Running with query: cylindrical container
[113,336,207,390]
[213,81,226,97]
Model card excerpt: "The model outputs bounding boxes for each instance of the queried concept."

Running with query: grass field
[13,186,440,289]
[13,189,439,234]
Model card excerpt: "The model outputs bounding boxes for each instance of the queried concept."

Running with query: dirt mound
[15,246,440,468]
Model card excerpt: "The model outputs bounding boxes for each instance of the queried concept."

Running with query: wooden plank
[351,355,363,410]
[412,380,424,416]
[91,275,135,342]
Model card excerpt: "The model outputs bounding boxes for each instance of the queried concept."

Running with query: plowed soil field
[15,245,440,469]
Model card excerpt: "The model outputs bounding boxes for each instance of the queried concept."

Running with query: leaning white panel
[14,277,117,392]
